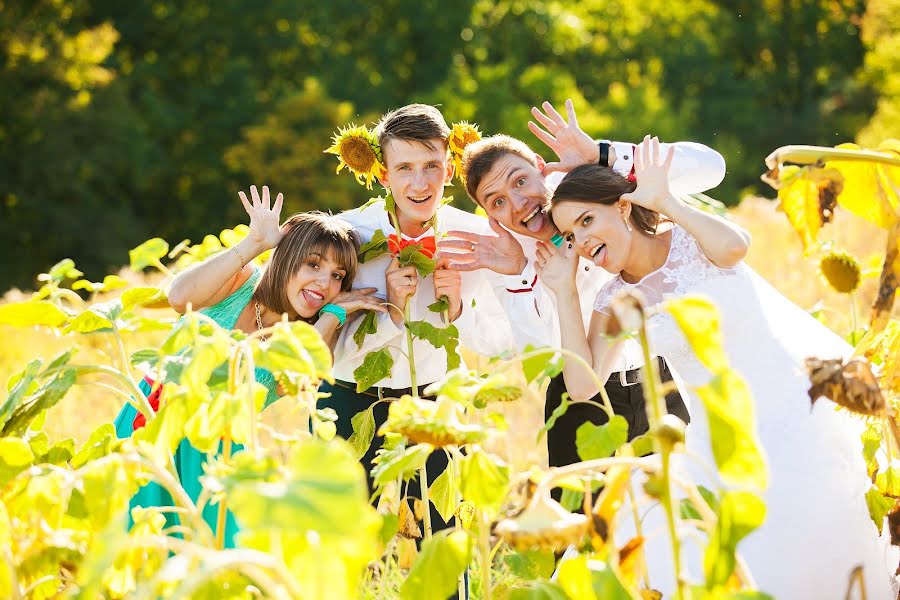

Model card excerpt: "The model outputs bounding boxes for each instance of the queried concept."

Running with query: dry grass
[1,196,895,462]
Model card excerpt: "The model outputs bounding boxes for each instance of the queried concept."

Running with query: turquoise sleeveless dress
[113,269,278,548]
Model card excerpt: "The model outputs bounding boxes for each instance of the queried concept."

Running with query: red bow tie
[388,234,436,258]
[132,375,163,430]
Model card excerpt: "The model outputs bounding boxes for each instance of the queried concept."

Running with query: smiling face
[283,250,347,319]
[475,154,556,241]
[381,138,453,231]
[551,200,634,273]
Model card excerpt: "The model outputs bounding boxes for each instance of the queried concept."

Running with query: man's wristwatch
[597,141,610,168]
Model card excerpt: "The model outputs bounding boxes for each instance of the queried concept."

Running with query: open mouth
[302,289,325,308]
[408,195,433,205]
[521,205,546,233]
[589,242,608,265]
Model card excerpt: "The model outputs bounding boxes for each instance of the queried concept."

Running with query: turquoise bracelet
[319,304,347,326]
[550,233,565,248]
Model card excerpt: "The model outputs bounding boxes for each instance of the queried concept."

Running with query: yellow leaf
[826,144,900,230]
[665,296,728,373]
[776,171,831,252]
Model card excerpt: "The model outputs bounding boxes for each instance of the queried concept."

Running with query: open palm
[620,135,675,213]
[238,185,286,251]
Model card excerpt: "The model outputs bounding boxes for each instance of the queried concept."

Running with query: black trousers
[318,379,454,532]
[545,357,690,470]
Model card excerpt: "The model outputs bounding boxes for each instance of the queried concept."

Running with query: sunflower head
[379,395,486,447]
[448,121,482,183]
[494,493,589,553]
[819,250,861,294]
[324,124,387,190]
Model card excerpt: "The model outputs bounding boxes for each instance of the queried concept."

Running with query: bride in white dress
[536,137,897,597]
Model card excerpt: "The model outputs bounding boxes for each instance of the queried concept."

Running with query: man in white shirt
[446,100,730,480]
[322,104,518,531]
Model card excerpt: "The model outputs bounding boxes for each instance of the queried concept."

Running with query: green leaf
[666,296,728,373]
[226,439,375,537]
[0,437,35,484]
[538,393,570,442]
[398,244,436,278]
[129,238,169,271]
[131,348,161,370]
[503,549,556,580]
[522,345,565,385]
[862,423,882,478]
[627,433,655,457]
[576,415,629,461]
[876,466,900,496]
[703,491,766,590]
[2,367,77,436]
[460,451,509,517]
[44,258,83,283]
[352,309,378,349]
[0,300,68,327]
[428,298,449,313]
[353,348,394,392]
[347,407,376,461]
[371,442,433,488]
[65,307,114,333]
[72,274,129,293]
[557,555,631,600]
[429,456,459,523]
[865,487,894,534]
[384,192,396,214]
[121,286,167,310]
[407,321,459,371]
[255,320,334,386]
[508,581,570,600]
[358,229,390,263]
[81,454,136,529]
[679,485,719,521]
[400,530,472,600]
[694,370,768,491]
[71,424,118,469]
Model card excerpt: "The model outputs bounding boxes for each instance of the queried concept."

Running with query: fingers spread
[530,106,557,132]
[239,191,252,214]
[273,192,284,214]
[565,98,578,127]
[443,230,484,243]
[438,239,478,252]
[528,121,556,148]
[262,185,271,209]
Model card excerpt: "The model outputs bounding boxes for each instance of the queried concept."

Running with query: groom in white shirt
[446,100,730,484]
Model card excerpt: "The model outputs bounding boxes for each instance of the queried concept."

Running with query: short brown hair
[374,104,451,159]
[551,164,661,236]
[253,212,359,319]
[461,135,539,206]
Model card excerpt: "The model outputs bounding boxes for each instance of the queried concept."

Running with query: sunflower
[324,124,387,190]
[448,121,482,182]
[494,493,589,552]
[819,250,861,294]
[379,395,485,447]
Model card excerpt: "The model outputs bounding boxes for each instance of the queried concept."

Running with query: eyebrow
[482,167,523,203]
[573,210,590,225]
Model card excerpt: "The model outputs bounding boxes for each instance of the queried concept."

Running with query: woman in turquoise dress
[114,185,385,547]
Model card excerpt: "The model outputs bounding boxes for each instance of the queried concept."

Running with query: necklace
[255,301,264,331]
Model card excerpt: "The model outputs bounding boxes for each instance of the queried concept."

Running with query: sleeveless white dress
[593,225,897,598]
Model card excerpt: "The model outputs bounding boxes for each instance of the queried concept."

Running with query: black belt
[609,357,669,387]
[332,379,433,399]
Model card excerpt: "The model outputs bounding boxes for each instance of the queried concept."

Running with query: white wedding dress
[593,225,897,598]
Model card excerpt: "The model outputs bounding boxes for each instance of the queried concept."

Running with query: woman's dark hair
[551,164,661,235]
[253,211,359,320]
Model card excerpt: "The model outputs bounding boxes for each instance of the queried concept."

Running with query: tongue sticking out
[526,212,545,233]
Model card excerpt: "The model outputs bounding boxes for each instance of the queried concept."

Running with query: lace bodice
[593,226,739,383]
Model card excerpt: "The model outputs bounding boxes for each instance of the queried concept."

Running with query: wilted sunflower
[494,493,589,553]
[448,121,482,181]
[806,356,885,416]
[324,124,387,190]
[379,396,485,447]
[819,250,861,294]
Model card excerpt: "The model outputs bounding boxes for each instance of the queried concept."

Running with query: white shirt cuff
[498,261,538,292]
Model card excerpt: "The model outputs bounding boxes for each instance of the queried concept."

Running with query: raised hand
[534,240,578,295]
[528,99,599,176]
[386,256,418,326]
[433,257,463,321]
[439,218,528,276]
[238,185,286,252]
[620,135,675,213]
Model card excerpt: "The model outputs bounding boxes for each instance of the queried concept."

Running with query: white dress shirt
[333,201,519,388]
[492,140,727,372]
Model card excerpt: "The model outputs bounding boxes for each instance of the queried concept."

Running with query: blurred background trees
[2,0,898,291]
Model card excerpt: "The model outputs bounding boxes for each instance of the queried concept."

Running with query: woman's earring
[623,218,632,232]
